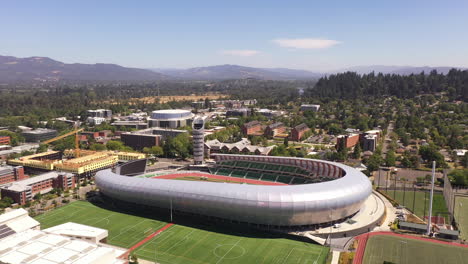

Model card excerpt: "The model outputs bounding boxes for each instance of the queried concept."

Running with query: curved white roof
[95,156,372,226]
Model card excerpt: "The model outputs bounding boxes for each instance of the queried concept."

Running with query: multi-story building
[0,136,10,145]
[121,127,188,150]
[148,109,194,128]
[111,120,148,130]
[87,109,112,119]
[300,104,320,112]
[192,117,205,165]
[337,133,360,149]
[0,166,27,185]
[21,129,57,142]
[0,171,75,205]
[86,117,106,126]
[226,108,250,118]
[362,134,377,152]
[264,122,286,138]
[121,133,161,150]
[291,123,310,141]
[242,121,262,136]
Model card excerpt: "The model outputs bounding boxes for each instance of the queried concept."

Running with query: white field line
[162,230,195,254]
[216,239,242,264]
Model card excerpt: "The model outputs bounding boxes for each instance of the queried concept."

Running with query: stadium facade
[95,154,372,227]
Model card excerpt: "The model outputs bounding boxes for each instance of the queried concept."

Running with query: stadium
[95,154,374,228]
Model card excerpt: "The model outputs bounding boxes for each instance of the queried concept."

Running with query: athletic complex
[96,154,375,228]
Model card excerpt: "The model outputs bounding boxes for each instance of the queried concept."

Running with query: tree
[385,150,396,167]
[352,144,362,159]
[36,144,48,154]
[0,130,22,146]
[106,140,125,151]
[143,146,164,157]
[366,153,383,173]
[89,143,107,151]
[449,169,468,187]
[283,137,289,147]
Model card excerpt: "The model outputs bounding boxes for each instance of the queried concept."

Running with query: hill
[152,65,321,80]
[337,65,465,75]
[0,55,167,83]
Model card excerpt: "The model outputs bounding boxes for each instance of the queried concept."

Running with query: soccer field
[454,196,468,240]
[362,234,468,264]
[35,201,328,264]
[382,190,449,221]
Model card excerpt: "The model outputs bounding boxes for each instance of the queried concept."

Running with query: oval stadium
[95,154,374,228]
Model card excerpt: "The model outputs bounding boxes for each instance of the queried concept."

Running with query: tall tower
[192,116,205,165]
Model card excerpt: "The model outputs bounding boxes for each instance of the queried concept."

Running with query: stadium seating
[277,175,292,184]
[231,170,246,178]
[216,168,231,176]
[261,173,278,182]
[214,160,320,185]
[245,171,262,180]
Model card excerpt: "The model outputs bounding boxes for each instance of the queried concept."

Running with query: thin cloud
[273,38,341,49]
[220,50,260,57]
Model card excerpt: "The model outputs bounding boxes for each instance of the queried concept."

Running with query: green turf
[35,201,168,249]
[454,196,468,240]
[35,201,328,264]
[382,190,449,221]
[362,234,468,264]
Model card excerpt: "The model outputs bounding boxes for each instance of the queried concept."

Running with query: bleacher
[261,173,278,182]
[276,175,292,184]
[216,168,231,176]
[245,171,262,180]
[213,159,330,185]
[231,170,247,178]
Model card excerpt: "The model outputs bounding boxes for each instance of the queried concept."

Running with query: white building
[87,117,107,126]
[0,209,125,264]
[148,109,194,128]
[300,104,320,112]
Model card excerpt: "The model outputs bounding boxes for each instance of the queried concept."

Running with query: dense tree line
[308,69,468,100]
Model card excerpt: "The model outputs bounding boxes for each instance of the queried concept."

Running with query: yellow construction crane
[42,128,84,157]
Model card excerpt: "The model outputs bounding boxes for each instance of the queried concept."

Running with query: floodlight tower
[427,161,436,236]
[192,116,205,165]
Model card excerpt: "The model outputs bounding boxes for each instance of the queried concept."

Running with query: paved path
[353,231,468,264]
[120,223,174,259]
[331,250,340,264]
[153,172,287,186]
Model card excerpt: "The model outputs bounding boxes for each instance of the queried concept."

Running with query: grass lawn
[454,196,468,241]
[382,190,449,221]
[363,235,468,264]
[35,201,328,264]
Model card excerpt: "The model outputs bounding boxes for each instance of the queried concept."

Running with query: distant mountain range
[151,65,322,80]
[0,55,166,83]
[336,65,466,75]
[0,55,465,84]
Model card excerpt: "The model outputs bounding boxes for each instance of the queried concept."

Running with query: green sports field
[35,201,328,264]
[363,235,468,264]
[454,196,468,240]
[382,190,449,221]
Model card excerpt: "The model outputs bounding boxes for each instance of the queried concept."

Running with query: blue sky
[1,0,468,71]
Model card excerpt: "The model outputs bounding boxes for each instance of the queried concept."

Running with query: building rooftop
[44,222,108,240]
[0,229,125,264]
[294,123,309,131]
[22,128,57,135]
[267,122,284,129]
[1,171,72,193]
[399,221,427,230]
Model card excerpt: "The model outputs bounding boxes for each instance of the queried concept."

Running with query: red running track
[153,172,287,186]
[353,231,468,264]
[119,223,174,259]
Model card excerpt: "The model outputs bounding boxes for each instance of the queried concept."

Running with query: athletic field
[35,201,328,264]
[454,196,468,240]
[362,234,468,264]
[382,190,449,221]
